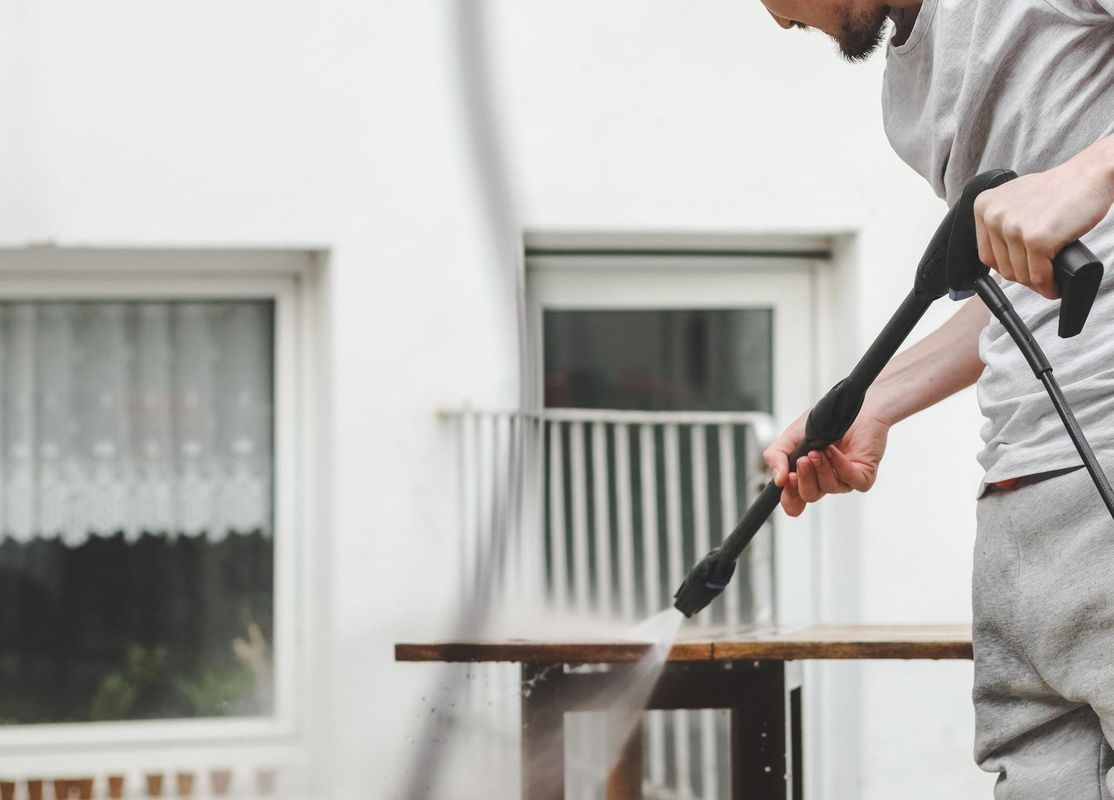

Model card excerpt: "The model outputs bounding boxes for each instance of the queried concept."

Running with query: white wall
[0,0,994,797]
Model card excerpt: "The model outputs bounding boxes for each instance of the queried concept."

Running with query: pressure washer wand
[675,168,1109,618]
[672,288,939,617]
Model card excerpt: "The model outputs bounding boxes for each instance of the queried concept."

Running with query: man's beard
[836,3,891,62]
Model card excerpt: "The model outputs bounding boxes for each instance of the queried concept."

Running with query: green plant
[88,645,168,721]
[174,662,256,717]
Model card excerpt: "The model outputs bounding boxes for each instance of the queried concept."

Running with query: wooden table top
[395,623,973,664]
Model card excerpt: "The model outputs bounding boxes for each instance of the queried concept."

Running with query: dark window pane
[541,307,774,624]
[543,309,773,412]
[0,300,275,724]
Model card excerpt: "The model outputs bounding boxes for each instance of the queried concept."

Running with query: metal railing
[440,407,778,799]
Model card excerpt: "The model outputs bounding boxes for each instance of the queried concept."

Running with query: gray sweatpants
[974,460,1114,798]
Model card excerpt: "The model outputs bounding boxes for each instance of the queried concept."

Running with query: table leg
[729,662,787,799]
[790,684,804,800]
[606,721,643,800]
[521,664,564,800]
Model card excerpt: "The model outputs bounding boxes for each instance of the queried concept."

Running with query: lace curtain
[0,301,274,545]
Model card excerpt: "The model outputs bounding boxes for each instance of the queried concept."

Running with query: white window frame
[525,242,825,626]
[0,248,325,776]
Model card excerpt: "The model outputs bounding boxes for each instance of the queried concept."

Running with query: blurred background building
[0,1,993,797]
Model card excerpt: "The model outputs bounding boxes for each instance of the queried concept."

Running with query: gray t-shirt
[881,0,1114,497]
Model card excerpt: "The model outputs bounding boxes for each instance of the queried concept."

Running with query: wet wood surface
[396,623,973,664]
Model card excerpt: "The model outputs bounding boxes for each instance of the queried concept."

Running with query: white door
[527,251,820,626]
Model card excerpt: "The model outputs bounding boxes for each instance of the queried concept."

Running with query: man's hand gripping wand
[674,169,1111,618]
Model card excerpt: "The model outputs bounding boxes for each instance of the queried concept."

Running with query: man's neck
[889,3,923,47]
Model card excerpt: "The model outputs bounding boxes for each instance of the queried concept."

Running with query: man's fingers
[796,456,823,502]
[781,474,805,517]
[810,451,852,494]
[989,230,1015,281]
[776,447,864,516]
[975,206,996,268]
[1027,250,1058,300]
[765,449,790,486]
[1006,233,1030,287]
[825,445,869,491]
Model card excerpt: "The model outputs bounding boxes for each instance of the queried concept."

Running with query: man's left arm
[974,134,1114,299]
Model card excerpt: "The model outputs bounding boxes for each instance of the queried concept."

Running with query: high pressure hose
[973,272,1114,518]
[399,2,529,797]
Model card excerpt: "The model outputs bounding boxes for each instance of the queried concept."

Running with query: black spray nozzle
[673,548,737,618]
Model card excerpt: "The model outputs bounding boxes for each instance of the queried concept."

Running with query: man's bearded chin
[836,4,891,62]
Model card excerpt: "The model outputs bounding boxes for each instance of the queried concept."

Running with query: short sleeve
[1045,0,1114,22]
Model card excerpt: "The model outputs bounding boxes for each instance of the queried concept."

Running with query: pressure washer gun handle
[761,379,867,496]
[1053,241,1104,338]
[946,169,1105,338]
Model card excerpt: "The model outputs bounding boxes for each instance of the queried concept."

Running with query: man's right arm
[764,295,990,514]
[862,294,990,425]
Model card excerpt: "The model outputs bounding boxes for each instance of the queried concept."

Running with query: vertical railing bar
[690,424,711,571]
[548,420,569,610]
[639,423,662,611]
[516,414,534,606]
[591,421,614,618]
[458,411,474,606]
[584,423,614,798]
[638,423,666,788]
[455,412,475,754]
[472,412,489,591]
[491,413,507,603]
[534,415,548,596]
[717,424,741,629]
[614,423,636,622]
[516,413,530,608]
[663,423,684,592]
[509,417,538,782]
[689,424,719,800]
[486,413,507,770]
[505,413,522,608]
[470,413,491,754]
[569,421,591,615]
[504,416,541,789]
[744,424,775,626]
[663,423,692,799]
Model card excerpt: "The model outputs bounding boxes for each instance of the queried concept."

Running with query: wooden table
[396,624,972,800]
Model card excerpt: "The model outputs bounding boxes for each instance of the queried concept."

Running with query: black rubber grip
[1053,241,1103,338]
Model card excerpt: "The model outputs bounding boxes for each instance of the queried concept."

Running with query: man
[759,0,1114,795]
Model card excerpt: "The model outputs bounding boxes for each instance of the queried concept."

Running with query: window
[0,249,319,760]
[544,308,773,412]
[0,300,275,725]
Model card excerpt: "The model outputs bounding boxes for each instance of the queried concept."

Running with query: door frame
[525,243,824,627]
